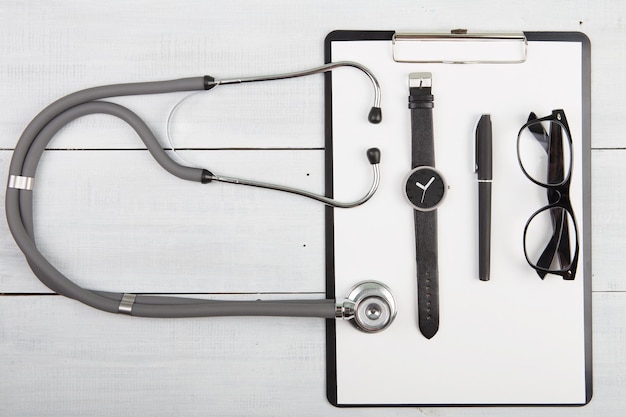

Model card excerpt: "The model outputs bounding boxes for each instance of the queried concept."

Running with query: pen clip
[473,115,482,174]
[474,114,493,181]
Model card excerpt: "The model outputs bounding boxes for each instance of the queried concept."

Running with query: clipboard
[324,31,591,407]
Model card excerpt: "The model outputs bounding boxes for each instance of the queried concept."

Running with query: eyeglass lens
[524,206,577,276]
[518,119,572,186]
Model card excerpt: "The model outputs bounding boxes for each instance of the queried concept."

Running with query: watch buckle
[409,72,432,88]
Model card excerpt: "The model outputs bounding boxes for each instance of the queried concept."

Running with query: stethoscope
[5,61,397,333]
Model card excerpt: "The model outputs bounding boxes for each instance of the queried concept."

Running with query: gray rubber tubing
[5,77,336,319]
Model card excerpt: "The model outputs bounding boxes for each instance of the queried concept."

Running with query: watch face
[404,166,447,211]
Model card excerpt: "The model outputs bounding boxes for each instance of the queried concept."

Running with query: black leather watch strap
[409,81,435,168]
[414,210,439,339]
[408,73,439,339]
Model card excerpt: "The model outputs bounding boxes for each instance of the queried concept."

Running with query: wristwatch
[404,72,446,339]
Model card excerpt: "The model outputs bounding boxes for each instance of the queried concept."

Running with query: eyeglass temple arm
[547,114,565,185]
[546,113,573,269]
[547,122,573,269]
[527,112,549,153]
[534,208,572,279]
[526,112,564,182]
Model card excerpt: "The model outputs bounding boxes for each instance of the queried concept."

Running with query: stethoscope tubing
[6,62,381,318]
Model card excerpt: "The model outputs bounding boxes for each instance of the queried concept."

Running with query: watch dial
[404,166,446,211]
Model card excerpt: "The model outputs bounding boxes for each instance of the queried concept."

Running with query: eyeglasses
[516,109,579,280]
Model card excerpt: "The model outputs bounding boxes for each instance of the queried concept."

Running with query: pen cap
[476,114,493,180]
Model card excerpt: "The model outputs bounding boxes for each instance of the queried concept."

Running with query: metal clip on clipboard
[392,30,528,64]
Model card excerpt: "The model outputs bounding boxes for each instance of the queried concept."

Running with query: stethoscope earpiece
[368,106,383,124]
[366,147,381,164]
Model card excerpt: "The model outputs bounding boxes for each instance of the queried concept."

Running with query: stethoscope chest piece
[340,281,397,333]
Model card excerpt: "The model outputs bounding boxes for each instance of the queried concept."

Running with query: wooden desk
[1,1,624,415]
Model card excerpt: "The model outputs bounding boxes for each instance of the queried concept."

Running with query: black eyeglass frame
[516,109,580,280]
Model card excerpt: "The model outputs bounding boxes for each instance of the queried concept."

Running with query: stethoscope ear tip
[368,107,382,124]
[366,148,381,165]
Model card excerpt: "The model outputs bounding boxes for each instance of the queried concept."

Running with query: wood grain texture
[3,148,622,292]
[1,0,625,415]
[591,149,626,291]
[2,149,327,293]
[0,293,623,417]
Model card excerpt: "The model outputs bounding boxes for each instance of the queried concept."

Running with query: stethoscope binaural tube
[5,62,394,332]
[169,61,383,208]
[209,61,382,124]
[207,146,380,209]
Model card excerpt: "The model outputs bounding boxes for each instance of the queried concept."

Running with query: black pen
[475,114,492,281]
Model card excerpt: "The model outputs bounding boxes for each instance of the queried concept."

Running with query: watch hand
[416,176,436,204]
[415,176,435,191]
[424,176,435,190]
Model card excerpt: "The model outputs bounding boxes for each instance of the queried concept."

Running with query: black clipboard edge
[323,31,394,407]
[525,32,593,407]
[323,30,592,408]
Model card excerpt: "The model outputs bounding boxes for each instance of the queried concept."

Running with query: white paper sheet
[329,36,589,406]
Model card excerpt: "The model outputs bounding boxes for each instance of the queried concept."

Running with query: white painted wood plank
[1,149,327,293]
[4,147,620,293]
[591,149,626,291]
[0,0,624,150]
[3,81,326,151]
[0,292,622,416]
[1,151,52,292]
